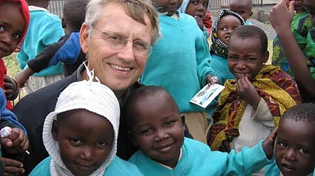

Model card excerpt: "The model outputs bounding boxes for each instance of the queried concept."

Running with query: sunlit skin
[217,15,242,45]
[228,36,268,81]
[275,118,315,176]
[53,109,114,176]
[228,1,253,21]
[80,3,153,98]
[128,92,185,168]
[186,0,208,19]
[304,0,315,25]
[0,2,25,58]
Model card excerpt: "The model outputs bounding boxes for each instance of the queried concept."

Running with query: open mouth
[281,162,295,173]
[234,72,249,78]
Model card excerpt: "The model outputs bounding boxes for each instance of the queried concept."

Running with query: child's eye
[0,25,4,32]
[190,0,198,5]
[141,128,152,134]
[298,148,310,155]
[202,2,208,7]
[278,142,287,148]
[13,33,21,39]
[247,58,256,61]
[165,121,173,126]
[228,56,237,60]
[70,138,82,145]
[97,141,109,147]
[220,27,227,31]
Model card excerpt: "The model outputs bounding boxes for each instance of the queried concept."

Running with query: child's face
[228,36,268,80]
[129,93,185,168]
[304,0,315,26]
[156,0,183,16]
[289,0,305,13]
[228,2,252,21]
[53,109,114,176]
[185,0,208,19]
[217,15,242,45]
[0,2,25,58]
[275,118,315,176]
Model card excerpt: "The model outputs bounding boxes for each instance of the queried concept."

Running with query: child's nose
[284,148,297,161]
[81,146,95,161]
[155,129,169,141]
[1,33,13,46]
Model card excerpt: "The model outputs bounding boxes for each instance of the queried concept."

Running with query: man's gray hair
[85,0,160,44]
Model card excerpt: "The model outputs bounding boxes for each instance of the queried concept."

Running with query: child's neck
[156,148,182,169]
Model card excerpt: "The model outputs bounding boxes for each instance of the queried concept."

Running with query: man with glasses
[12,0,160,174]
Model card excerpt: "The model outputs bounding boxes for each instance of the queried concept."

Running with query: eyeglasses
[91,25,155,57]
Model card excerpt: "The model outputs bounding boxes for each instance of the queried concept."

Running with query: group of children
[0,0,314,175]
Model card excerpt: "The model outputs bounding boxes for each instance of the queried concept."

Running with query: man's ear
[263,51,269,63]
[127,131,138,146]
[52,120,59,141]
[80,23,89,54]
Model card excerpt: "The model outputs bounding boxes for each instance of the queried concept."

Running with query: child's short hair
[281,103,315,123]
[63,0,89,31]
[124,86,179,128]
[230,25,268,55]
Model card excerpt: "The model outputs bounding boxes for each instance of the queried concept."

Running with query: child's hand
[0,128,29,154]
[219,139,231,153]
[15,68,34,88]
[206,75,220,86]
[236,77,260,109]
[268,0,294,32]
[262,127,278,159]
[0,157,25,175]
[194,16,204,31]
[3,75,18,101]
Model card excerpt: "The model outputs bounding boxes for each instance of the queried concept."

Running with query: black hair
[63,0,89,32]
[230,25,268,55]
[124,86,179,130]
[282,103,315,123]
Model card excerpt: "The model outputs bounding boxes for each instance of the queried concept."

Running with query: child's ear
[61,18,67,29]
[249,11,253,17]
[52,120,59,141]
[180,114,186,129]
[262,51,269,63]
[127,131,138,146]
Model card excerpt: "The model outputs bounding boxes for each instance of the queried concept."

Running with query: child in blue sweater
[17,0,65,94]
[16,0,88,87]
[125,86,276,176]
[265,103,315,176]
[140,0,215,144]
[30,68,143,176]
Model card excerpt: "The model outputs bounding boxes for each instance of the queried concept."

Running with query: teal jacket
[129,138,272,176]
[17,7,64,76]
[29,156,144,176]
[141,12,215,115]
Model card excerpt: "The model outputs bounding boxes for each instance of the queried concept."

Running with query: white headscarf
[42,64,120,176]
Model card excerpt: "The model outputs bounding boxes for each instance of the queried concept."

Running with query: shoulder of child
[29,157,51,176]
[105,156,144,176]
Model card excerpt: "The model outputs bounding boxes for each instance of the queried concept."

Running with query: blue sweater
[129,138,272,176]
[141,12,215,114]
[17,7,64,77]
[30,156,144,176]
[0,88,26,134]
